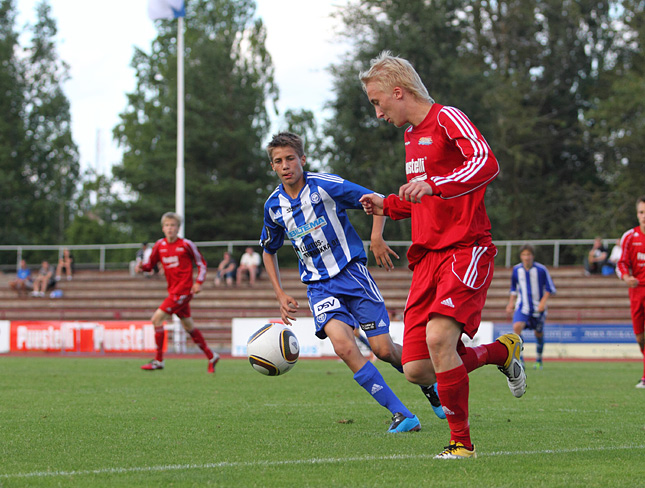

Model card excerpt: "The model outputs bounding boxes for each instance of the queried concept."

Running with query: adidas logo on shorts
[440,297,455,308]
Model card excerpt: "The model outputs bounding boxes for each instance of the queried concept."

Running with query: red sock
[436,364,471,449]
[190,329,214,360]
[641,347,645,379]
[155,329,165,362]
[458,341,507,372]
[459,346,481,373]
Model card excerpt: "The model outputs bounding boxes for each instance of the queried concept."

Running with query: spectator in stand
[616,196,645,389]
[608,238,622,270]
[237,247,261,287]
[31,260,55,297]
[585,237,608,275]
[214,251,237,287]
[9,259,33,296]
[55,248,74,281]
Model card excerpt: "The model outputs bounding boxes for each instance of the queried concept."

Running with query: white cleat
[496,333,526,398]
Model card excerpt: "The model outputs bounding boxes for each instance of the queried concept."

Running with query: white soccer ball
[247,322,299,376]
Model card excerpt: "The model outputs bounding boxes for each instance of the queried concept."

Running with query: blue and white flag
[148,0,185,20]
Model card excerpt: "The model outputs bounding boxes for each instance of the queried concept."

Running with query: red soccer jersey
[617,226,645,286]
[142,237,207,294]
[383,103,499,269]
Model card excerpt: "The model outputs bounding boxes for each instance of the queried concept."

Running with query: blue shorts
[306,261,390,340]
[512,310,546,333]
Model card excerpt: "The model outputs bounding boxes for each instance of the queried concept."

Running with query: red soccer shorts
[159,293,193,318]
[401,244,496,365]
[629,286,645,335]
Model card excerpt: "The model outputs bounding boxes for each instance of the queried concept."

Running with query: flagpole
[176,15,185,237]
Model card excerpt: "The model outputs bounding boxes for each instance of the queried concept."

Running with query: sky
[14,0,350,175]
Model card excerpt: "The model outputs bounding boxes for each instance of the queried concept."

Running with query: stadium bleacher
[0,266,631,353]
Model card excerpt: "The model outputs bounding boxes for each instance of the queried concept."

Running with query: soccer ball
[247,322,299,376]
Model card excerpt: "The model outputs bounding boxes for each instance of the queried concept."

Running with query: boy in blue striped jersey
[260,132,444,432]
[505,244,556,368]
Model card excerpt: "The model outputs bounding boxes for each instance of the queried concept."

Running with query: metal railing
[0,238,618,272]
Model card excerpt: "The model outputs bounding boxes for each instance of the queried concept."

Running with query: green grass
[1,356,644,487]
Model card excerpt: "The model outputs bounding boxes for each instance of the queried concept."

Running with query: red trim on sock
[436,365,471,450]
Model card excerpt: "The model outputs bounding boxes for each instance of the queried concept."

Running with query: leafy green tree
[22,0,80,244]
[586,0,645,235]
[0,0,28,245]
[113,0,277,242]
[282,109,326,170]
[468,0,623,239]
[326,0,638,246]
[325,0,491,240]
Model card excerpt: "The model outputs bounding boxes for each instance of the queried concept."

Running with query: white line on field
[2,445,644,479]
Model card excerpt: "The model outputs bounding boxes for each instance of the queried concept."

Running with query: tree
[0,0,28,245]
[586,0,645,234]
[326,0,638,246]
[22,0,80,244]
[113,0,278,242]
[325,0,491,241]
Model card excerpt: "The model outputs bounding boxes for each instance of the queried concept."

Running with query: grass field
[1,355,644,487]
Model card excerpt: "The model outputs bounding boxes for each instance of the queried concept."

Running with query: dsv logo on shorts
[314,297,340,315]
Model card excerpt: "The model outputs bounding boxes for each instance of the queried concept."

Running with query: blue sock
[354,362,412,418]
[536,334,544,360]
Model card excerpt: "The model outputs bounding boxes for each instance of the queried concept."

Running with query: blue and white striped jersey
[260,172,373,283]
[510,262,556,316]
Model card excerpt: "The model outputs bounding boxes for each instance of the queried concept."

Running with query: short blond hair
[359,51,433,103]
[161,212,182,226]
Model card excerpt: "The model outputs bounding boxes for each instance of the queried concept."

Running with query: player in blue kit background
[260,132,444,433]
[505,244,556,368]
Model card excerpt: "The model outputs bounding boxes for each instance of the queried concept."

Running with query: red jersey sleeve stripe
[440,107,491,182]
[430,107,499,198]
[185,238,208,283]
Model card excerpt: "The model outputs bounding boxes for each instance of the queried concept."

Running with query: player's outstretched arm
[263,251,299,325]
[360,193,384,215]
[370,215,399,271]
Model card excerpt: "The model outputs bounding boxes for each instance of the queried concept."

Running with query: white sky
[14,0,349,174]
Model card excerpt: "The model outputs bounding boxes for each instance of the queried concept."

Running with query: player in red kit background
[358,51,526,459]
[136,212,219,373]
[616,196,645,389]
